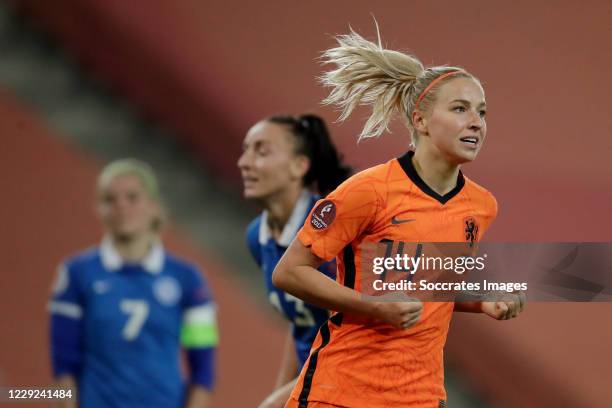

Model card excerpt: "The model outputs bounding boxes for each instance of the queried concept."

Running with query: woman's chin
[108,226,142,241]
[453,147,480,164]
[243,189,259,200]
[243,188,268,201]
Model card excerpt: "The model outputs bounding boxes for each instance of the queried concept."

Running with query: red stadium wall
[10,0,612,187]
[0,89,285,406]
[11,0,612,239]
[6,1,612,406]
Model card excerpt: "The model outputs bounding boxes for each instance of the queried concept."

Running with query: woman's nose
[237,152,249,169]
[468,111,483,131]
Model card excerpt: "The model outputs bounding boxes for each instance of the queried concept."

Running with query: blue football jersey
[246,191,335,369]
[49,239,218,408]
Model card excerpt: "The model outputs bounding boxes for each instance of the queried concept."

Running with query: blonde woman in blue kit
[49,159,218,408]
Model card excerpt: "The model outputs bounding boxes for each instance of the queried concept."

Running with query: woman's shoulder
[56,247,102,289]
[62,246,100,269]
[163,252,202,275]
[316,161,397,220]
[246,214,264,238]
[350,160,395,181]
[463,176,498,215]
[463,176,496,198]
[332,160,394,196]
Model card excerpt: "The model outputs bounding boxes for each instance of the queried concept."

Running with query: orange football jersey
[287,151,497,408]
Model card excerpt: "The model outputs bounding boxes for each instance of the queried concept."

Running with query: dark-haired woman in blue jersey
[238,115,350,408]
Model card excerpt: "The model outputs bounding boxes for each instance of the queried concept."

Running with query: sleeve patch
[310,200,336,230]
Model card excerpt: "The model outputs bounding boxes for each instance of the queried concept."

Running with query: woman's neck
[264,186,303,239]
[111,233,155,262]
[412,147,460,196]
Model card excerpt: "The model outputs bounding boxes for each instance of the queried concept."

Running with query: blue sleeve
[245,217,262,267]
[187,348,216,390]
[48,262,84,378]
[181,265,214,309]
[180,265,218,389]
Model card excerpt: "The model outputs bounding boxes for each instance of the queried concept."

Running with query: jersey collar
[100,236,165,274]
[397,150,465,205]
[259,190,314,247]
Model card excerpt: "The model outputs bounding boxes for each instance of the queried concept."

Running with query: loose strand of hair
[320,25,424,140]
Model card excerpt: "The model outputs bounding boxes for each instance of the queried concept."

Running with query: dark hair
[268,114,351,195]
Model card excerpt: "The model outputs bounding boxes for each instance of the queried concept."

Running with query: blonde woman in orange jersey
[273,27,524,408]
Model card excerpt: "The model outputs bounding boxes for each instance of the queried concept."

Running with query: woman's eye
[479,110,487,118]
[453,106,466,112]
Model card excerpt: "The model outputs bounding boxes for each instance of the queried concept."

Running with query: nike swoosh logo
[391,216,416,225]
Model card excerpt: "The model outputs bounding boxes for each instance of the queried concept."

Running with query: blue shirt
[49,239,217,408]
[246,191,335,369]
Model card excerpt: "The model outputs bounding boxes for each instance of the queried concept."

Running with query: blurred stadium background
[0,0,611,407]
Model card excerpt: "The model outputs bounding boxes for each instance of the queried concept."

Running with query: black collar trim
[397,151,465,205]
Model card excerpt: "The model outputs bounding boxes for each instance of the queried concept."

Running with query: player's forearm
[274,328,298,389]
[53,376,76,408]
[276,378,298,399]
[184,385,212,408]
[453,301,483,313]
[258,378,298,408]
[273,264,372,317]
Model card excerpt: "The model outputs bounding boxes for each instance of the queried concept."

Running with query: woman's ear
[289,155,310,180]
[149,200,166,232]
[412,110,428,136]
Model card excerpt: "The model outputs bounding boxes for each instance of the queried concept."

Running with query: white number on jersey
[120,300,149,341]
[268,292,315,327]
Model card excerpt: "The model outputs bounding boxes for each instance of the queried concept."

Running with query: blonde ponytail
[321,24,475,143]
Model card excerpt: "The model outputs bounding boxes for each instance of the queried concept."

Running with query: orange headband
[415,70,464,108]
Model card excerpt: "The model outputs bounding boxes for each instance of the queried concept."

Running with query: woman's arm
[184,347,215,408]
[184,385,212,408]
[49,264,83,408]
[454,291,525,319]
[257,378,298,408]
[274,327,298,389]
[53,376,76,408]
[256,328,299,408]
[181,267,218,408]
[453,301,484,313]
[273,239,423,329]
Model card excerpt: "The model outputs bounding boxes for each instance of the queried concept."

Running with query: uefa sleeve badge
[310,200,336,230]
